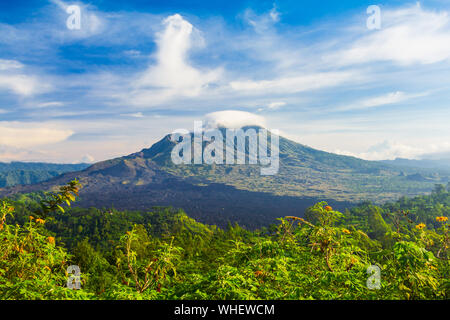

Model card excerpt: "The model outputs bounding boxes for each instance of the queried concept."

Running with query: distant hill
[0,128,448,229]
[381,158,450,171]
[0,162,90,188]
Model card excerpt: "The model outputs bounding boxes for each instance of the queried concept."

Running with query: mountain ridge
[0,162,90,188]
[381,157,450,171]
[0,128,448,228]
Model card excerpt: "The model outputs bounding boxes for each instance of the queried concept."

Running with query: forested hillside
[0,162,89,188]
[1,129,448,230]
[0,181,448,300]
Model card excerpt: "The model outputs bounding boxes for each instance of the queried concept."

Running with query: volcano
[1,127,447,228]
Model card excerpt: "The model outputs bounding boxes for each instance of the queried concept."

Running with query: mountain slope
[0,128,447,228]
[143,128,448,201]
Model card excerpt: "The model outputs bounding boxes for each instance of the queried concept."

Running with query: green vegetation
[0,162,89,188]
[0,181,448,300]
[1,132,448,232]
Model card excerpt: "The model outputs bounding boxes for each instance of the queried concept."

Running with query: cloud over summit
[204,110,267,129]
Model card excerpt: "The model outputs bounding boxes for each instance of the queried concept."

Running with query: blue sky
[0,0,449,163]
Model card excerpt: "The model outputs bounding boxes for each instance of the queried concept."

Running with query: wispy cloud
[0,122,73,148]
[36,101,65,108]
[267,101,286,110]
[0,59,23,70]
[230,71,358,95]
[0,59,49,96]
[336,91,430,111]
[330,3,450,66]
[121,112,144,118]
[244,4,280,34]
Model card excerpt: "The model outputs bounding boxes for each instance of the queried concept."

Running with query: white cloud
[0,59,23,70]
[121,112,144,118]
[335,140,450,160]
[267,101,286,110]
[0,59,49,96]
[257,101,287,112]
[81,154,95,163]
[230,71,357,94]
[332,4,450,66]
[204,110,267,129]
[244,4,280,34]
[0,145,45,162]
[36,101,64,108]
[130,14,222,106]
[0,74,46,96]
[0,122,73,148]
[269,6,281,23]
[337,91,429,111]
